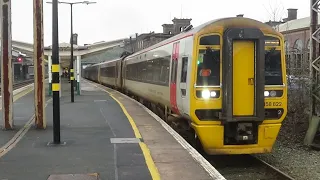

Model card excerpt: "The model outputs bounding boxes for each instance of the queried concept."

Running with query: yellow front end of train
[189,18,287,155]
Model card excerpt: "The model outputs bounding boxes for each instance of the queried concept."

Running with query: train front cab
[190,20,287,155]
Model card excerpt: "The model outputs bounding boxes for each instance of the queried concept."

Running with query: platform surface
[0,83,36,148]
[0,78,224,180]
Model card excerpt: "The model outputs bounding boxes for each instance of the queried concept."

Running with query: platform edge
[84,79,226,180]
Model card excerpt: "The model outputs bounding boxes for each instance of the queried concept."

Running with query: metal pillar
[74,58,77,91]
[77,55,81,95]
[48,55,52,96]
[304,0,320,148]
[70,4,75,103]
[52,0,61,144]
[33,0,46,129]
[59,58,61,98]
[1,0,13,130]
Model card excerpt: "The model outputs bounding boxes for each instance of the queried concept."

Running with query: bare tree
[263,0,286,22]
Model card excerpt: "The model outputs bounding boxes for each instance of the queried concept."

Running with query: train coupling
[235,123,254,142]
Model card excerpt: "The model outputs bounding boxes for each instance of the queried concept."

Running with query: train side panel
[123,43,173,108]
[99,60,119,87]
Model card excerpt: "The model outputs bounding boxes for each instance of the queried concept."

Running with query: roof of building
[277,16,318,32]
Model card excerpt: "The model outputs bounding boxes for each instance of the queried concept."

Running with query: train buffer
[0,79,225,180]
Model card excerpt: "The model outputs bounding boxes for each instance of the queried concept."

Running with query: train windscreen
[196,49,220,86]
[265,49,283,85]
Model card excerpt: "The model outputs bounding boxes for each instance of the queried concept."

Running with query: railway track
[201,154,295,180]
[149,111,295,179]
[131,94,295,180]
[0,79,34,92]
[143,108,296,179]
[12,79,34,90]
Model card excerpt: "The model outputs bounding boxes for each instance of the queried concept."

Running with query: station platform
[0,78,225,180]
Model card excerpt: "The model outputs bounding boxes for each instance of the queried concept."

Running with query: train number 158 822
[264,102,282,107]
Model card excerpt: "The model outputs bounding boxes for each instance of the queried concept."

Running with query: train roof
[125,17,280,59]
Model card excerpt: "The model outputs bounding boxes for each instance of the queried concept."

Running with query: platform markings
[87,80,160,180]
[0,86,34,111]
[94,100,107,102]
[99,108,118,180]
[84,78,226,180]
[47,173,99,180]
[0,98,52,159]
[110,138,141,144]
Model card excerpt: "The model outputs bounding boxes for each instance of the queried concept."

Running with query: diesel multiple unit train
[84,17,288,155]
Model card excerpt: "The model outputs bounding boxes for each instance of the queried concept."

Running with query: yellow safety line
[109,95,161,180]
[13,87,34,102]
[0,86,34,110]
[87,80,161,180]
[0,97,53,159]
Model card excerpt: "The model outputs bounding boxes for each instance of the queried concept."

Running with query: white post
[77,55,81,95]
[48,55,52,96]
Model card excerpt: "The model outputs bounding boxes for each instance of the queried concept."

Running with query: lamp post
[46,1,96,103]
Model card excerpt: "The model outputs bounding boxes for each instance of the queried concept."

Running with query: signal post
[1,0,14,130]
[304,0,320,149]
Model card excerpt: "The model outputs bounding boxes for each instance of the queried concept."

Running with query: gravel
[255,87,320,180]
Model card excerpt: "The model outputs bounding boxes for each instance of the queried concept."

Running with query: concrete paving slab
[0,89,35,148]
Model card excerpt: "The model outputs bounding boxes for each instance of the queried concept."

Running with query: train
[84,17,288,155]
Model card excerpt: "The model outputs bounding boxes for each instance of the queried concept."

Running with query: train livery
[84,17,287,155]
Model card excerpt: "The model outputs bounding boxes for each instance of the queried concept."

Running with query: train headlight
[202,90,217,99]
[202,90,211,99]
[265,90,280,97]
[270,90,277,97]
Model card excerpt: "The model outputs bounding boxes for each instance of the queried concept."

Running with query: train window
[160,57,170,84]
[124,56,171,86]
[196,49,220,86]
[146,61,153,81]
[265,50,283,85]
[171,60,178,83]
[136,63,142,80]
[181,57,188,83]
[199,35,220,45]
[152,59,161,82]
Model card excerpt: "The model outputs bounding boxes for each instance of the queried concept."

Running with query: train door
[233,41,254,116]
[179,56,189,112]
[170,42,179,114]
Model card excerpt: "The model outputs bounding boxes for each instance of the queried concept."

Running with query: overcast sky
[12,0,308,46]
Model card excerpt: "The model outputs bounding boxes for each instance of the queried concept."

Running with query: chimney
[236,14,244,17]
[287,8,297,21]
